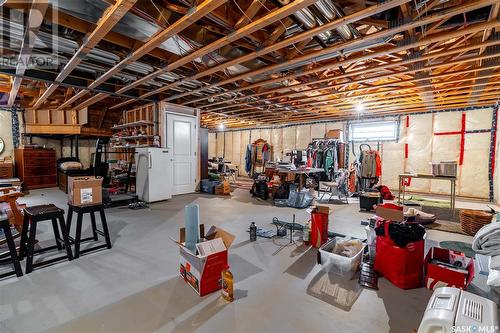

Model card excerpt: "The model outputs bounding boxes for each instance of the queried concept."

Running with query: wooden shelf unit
[111,103,157,147]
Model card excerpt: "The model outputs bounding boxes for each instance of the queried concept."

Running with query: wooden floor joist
[1,0,498,129]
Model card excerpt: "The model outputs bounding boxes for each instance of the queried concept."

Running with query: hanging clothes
[262,143,271,162]
[306,139,344,180]
[245,144,252,174]
[323,149,334,174]
[359,150,381,178]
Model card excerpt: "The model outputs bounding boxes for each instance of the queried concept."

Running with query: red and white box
[425,247,475,290]
[173,224,235,296]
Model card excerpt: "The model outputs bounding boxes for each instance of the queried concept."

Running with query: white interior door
[166,113,197,195]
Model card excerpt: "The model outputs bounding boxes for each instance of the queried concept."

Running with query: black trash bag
[274,183,290,200]
[251,180,269,200]
[375,221,426,248]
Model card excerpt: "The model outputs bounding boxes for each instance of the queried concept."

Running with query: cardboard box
[68,176,103,206]
[375,203,404,222]
[325,129,344,140]
[314,205,331,215]
[425,247,475,290]
[214,180,230,195]
[173,224,235,296]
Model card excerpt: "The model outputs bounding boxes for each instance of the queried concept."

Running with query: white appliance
[136,147,173,202]
[418,287,499,333]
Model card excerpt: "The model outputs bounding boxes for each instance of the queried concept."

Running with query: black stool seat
[19,204,73,273]
[24,204,64,217]
[0,214,23,278]
[67,203,112,259]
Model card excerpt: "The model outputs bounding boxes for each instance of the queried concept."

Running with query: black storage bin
[359,193,382,211]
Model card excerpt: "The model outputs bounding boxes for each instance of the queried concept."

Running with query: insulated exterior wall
[431,113,461,194]
[208,107,494,199]
[250,129,260,142]
[296,125,311,150]
[232,131,241,170]
[282,127,296,153]
[208,132,216,158]
[216,132,224,158]
[381,141,405,190]
[406,114,433,192]
[311,123,327,140]
[465,108,493,130]
[271,128,283,159]
[260,128,271,143]
[460,133,490,198]
[224,132,233,163]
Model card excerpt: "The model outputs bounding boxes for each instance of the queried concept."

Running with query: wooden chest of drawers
[0,160,14,178]
[15,148,57,189]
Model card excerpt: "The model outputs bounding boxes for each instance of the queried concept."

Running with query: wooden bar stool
[67,203,112,259]
[0,212,23,278]
[19,204,73,274]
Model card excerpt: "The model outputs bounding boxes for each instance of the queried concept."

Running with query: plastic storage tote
[318,238,365,279]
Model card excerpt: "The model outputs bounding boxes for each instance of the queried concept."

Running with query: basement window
[349,120,399,142]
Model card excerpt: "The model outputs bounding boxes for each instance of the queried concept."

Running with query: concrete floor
[0,187,490,333]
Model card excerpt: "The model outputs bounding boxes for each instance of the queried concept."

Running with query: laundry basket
[459,209,493,236]
[318,238,365,279]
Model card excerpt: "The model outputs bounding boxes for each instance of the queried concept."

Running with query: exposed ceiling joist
[180,0,499,106]
[32,0,138,109]
[7,0,49,107]
[75,0,323,109]
[108,0,413,109]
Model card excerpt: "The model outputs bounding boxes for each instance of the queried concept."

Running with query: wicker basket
[459,209,493,236]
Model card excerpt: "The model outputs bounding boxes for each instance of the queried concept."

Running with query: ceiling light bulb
[218,123,225,131]
[356,102,364,113]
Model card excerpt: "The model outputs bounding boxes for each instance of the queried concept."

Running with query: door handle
[148,152,152,168]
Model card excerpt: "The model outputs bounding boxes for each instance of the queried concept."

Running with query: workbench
[277,167,325,191]
[398,173,457,213]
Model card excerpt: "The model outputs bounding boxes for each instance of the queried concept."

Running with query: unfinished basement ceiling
[0,0,498,130]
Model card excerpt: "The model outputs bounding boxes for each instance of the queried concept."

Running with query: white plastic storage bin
[319,238,365,279]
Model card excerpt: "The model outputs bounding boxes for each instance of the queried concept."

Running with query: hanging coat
[245,144,253,173]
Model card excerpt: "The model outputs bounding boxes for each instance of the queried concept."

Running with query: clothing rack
[352,143,382,192]
[307,138,345,181]
[245,139,272,178]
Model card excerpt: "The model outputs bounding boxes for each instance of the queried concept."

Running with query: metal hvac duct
[292,8,332,42]
[277,0,354,42]
[314,0,352,40]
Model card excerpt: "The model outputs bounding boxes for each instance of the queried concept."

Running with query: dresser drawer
[24,157,57,167]
[24,175,57,189]
[24,164,56,175]
[23,150,56,158]
[0,166,13,178]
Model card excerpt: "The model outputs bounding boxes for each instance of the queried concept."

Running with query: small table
[277,167,325,191]
[398,173,456,213]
